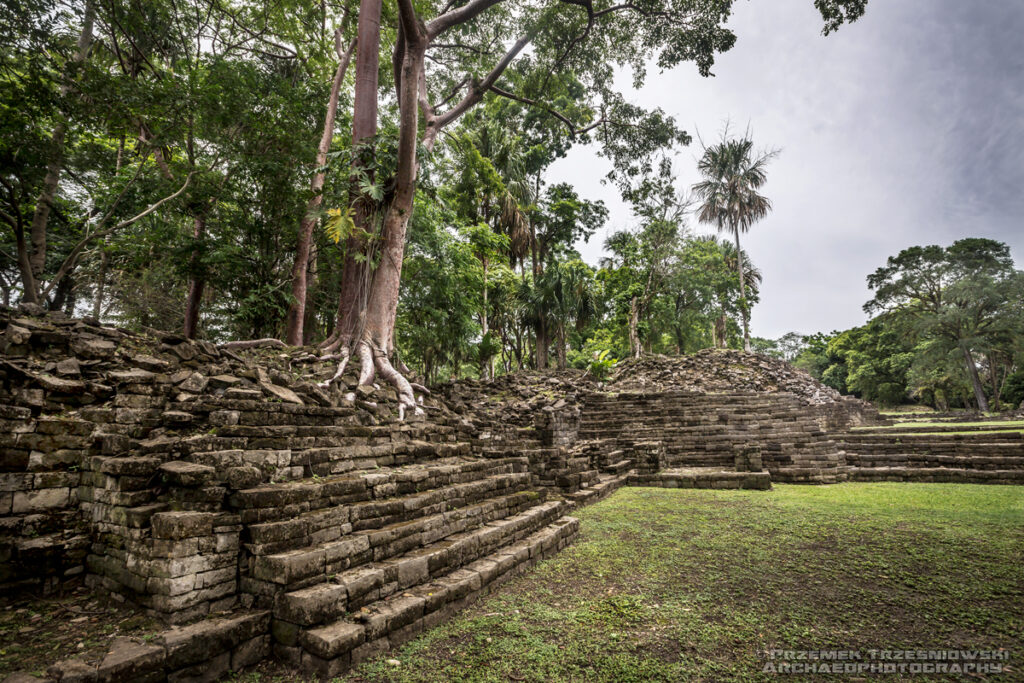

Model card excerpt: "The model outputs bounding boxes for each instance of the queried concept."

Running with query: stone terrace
[2,310,1023,681]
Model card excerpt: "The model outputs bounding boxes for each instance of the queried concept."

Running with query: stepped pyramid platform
[4,310,1020,681]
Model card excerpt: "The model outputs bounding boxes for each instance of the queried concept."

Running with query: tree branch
[396,0,425,46]
[488,84,604,137]
[40,171,195,300]
[427,0,507,40]
[425,34,532,144]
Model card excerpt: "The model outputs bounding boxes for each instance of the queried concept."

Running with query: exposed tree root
[353,341,373,387]
[318,345,350,389]
[316,337,423,419]
[373,348,423,419]
[219,338,286,351]
[320,331,342,352]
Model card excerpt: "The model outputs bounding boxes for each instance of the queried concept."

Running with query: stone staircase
[580,390,844,484]
[230,455,575,675]
[839,431,1024,484]
[63,394,584,677]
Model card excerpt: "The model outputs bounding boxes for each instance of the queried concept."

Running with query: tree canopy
[1,0,871,398]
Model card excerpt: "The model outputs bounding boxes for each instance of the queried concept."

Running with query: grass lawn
[283,484,1024,683]
[853,419,1024,431]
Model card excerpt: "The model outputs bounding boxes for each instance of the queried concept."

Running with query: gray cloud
[550,0,1024,339]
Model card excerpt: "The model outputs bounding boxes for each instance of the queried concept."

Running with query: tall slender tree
[692,132,776,352]
[283,23,357,346]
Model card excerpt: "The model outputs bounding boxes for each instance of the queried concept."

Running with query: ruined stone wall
[0,310,462,602]
[0,405,91,592]
[839,431,1024,484]
[2,310,597,680]
[579,390,848,484]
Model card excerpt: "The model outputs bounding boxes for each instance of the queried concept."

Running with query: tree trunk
[535,318,549,369]
[960,343,989,413]
[183,215,206,339]
[481,259,490,379]
[327,0,382,361]
[51,274,74,313]
[22,3,94,305]
[530,227,548,369]
[714,313,727,348]
[732,225,751,352]
[556,323,567,370]
[91,248,107,319]
[481,259,488,337]
[285,30,356,345]
[303,243,320,344]
[628,295,641,359]
[356,33,424,416]
[987,353,1001,412]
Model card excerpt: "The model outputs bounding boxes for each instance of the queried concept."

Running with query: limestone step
[140,425,465,459]
[848,466,1024,484]
[283,516,580,677]
[229,456,529,524]
[244,486,545,591]
[630,467,772,490]
[178,439,472,476]
[242,470,537,558]
[567,471,632,506]
[549,468,600,491]
[843,428,1024,439]
[268,500,569,630]
[845,453,1024,469]
[602,459,633,474]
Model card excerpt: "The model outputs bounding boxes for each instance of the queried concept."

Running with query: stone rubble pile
[0,306,447,420]
[608,348,845,405]
[437,371,594,430]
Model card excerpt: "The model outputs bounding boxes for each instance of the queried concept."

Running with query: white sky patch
[548,0,1024,339]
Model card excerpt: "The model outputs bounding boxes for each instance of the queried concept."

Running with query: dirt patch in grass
[0,585,158,678]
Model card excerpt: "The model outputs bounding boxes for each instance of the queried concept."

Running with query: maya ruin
[2,0,1022,681]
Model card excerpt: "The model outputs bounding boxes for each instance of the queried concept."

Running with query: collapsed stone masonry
[2,309,1021,681]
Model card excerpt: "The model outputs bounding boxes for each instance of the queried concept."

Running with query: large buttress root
[356,341,375,387]
[220,338,287,351]
[373,349,423,419]
[319,329,341,352]
[318,345,350,389]
[318,341,376,404]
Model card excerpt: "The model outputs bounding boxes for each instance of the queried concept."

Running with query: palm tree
[692,132,776,352]
[539,259,596,370]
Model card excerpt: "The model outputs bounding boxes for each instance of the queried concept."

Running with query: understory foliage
[770,239,1024,411]
[3,0,865,382]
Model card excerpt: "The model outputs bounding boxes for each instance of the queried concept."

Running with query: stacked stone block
[45,611,271,682]
[580,390,847,484]
[840,431,1024,484]
[0,405,92,592]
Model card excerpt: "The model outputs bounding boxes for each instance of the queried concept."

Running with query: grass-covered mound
[330,484,1023,682]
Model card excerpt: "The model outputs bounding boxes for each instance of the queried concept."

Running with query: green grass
[879,405,939,415]
[893,429,1024,437]
[256,484,1024,683]
[853,419,1024,431]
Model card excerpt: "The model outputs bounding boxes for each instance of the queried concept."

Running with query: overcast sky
[549,0,1024,340]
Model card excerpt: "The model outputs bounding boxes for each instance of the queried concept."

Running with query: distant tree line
[757,239,1024,411]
